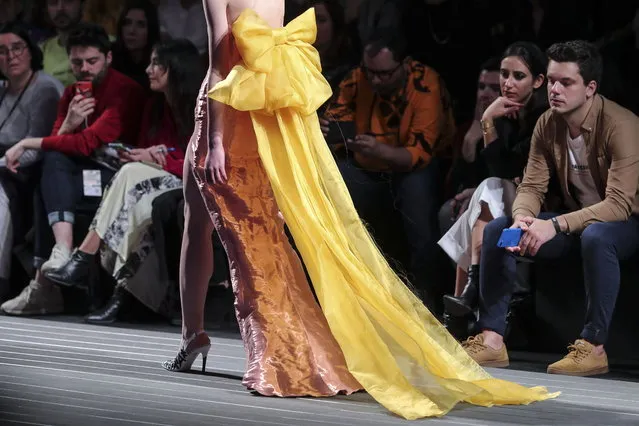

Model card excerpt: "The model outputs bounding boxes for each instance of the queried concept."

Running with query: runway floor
[1,316,639,425]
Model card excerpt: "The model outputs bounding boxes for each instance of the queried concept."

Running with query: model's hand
[205,141,227,184]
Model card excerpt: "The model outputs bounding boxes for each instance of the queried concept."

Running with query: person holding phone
[321,31,456,309]
[0,23,145,317]
[42,39,203,325]
[462,41,639,377]
[439,42,548,319]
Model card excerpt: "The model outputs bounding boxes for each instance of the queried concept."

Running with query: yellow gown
[209,8,559,420]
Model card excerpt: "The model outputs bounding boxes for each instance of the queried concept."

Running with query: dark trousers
[33,151,115,268]
[336,157,441,300]
[477,213,639,345]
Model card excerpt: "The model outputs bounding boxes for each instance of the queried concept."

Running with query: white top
[566,129,602,208]
[158,0,208,54]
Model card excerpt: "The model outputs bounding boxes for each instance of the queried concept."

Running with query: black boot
[44,250,94,290]
[443,264,479,317]
[84,287,128,325]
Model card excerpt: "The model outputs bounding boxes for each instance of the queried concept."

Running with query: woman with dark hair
[307,0,357,93]
[111,0,160,89]
[44,39,205,324]
[439,41,549,317]
[0,22,63,298]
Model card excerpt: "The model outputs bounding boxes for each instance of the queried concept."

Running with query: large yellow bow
[209,8,332,116]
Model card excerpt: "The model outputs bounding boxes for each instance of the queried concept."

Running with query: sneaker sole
[547,366,609,376]
[1,307,63,316]
[479,360,510,368]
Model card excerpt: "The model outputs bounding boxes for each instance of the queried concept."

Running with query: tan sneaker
[461,334,509,367]
[0,280,64,316]
[547,339,609,377]
[40,244,71,274]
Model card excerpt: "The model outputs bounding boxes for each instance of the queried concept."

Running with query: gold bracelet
[482,126,495,136]
[480,119,494,131]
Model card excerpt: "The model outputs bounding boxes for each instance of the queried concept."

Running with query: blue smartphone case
[497,228,522,248]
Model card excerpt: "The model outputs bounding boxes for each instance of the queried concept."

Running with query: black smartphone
[326,120,356,144]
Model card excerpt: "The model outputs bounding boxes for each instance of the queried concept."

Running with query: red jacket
[137,97,187,177]
[42,68,146,156]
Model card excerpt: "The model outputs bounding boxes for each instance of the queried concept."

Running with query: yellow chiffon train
[209,8,559,420]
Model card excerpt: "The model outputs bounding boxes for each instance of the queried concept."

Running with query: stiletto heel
[162,331,211,373]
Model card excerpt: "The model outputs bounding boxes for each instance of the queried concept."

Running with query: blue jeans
[477,213,639,345]
[33,151,115,268]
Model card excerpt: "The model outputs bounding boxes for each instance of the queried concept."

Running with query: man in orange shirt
[322,32,455,309]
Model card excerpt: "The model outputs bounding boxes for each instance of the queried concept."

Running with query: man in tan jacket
[462,40,639,376]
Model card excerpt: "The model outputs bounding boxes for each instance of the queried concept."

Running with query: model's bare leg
[180,157,215,339]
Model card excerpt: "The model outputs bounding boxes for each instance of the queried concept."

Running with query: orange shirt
[325,58,455,171]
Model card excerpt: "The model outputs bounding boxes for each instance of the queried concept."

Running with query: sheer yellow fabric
[209,8,559,420]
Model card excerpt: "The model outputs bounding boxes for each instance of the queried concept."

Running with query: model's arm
[196,0,230,183]
[202,0,229,150]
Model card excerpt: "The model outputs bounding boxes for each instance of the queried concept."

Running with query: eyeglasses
[478,82,501,92]
[362,63,402,80]
[0,43,27,58]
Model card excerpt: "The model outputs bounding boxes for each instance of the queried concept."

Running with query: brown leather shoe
[461,334,509,368]
[547,339,609,377]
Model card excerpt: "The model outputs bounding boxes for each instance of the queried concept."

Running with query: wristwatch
[551,217,562,234]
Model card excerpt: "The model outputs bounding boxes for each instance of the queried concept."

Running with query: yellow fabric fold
[209,8,559,420]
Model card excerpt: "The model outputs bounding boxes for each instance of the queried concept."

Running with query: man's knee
[484,216,511,243]
[581,223,613,255]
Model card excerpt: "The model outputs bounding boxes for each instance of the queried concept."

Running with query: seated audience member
[357,0,406,47]
[0,0,23,27]
[0,23,63,299]
[44,39,203,325]
[0,23,145,316]
[307,0,357,97]
[443,57,500,204]
[440,42,548,316]
[156,0,207,55]
[111,0,160,90]
[322,32,455,307]
[462,41,639,377]
[41,0,85,87]
[0,0,53,45]
[82,0,126,36]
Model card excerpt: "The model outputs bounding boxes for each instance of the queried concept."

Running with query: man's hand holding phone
[501,215,557,257]
[61,81,95,133]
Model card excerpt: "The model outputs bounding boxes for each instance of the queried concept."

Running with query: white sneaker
[1,280,64,316]
[40,244,71,274]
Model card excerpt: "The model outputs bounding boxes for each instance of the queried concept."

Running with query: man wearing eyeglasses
[321,31,455,311]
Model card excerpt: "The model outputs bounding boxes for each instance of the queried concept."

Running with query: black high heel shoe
[162,331,211,373]
[443,265,479,317]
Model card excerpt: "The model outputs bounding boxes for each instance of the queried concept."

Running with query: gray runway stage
[1,316,638,425]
